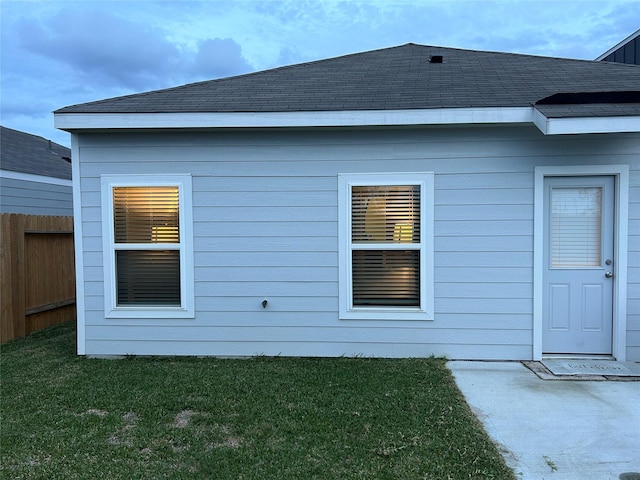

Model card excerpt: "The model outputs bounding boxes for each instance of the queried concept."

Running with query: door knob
[605,271,613,279]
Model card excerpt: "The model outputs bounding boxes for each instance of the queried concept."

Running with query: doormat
[542,359,640,377]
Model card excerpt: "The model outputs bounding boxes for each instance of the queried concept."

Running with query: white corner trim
[532,108,551,135]
[533,165,629,361]
[0,169,72,187]
[55,107,534,130]
[70,134,86,355]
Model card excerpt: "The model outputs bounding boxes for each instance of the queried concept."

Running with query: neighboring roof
[596,29,640,64]
[55,43,640,135]
[0,126,71,180]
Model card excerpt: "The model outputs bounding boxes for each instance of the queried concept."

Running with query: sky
[1,0,639,148]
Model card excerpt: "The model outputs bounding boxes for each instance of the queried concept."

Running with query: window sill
[106,306,194,319]
[340,308,433,321]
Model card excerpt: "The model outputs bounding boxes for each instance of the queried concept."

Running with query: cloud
[17,8,185,90]
[14,7,254,91]
[192,38,252,78]
[1,0,637,151]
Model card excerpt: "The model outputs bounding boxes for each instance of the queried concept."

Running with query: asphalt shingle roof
[0,126,72,180]
[55,43,640,118]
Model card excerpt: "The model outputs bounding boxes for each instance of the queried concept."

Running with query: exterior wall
[0,174,73,216]
[74,126,640,360]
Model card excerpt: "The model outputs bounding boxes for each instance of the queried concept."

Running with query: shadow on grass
[2,320,77,356]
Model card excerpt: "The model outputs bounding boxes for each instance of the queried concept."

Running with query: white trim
[56,107,640,135]
[338,172,434,321]
[100,174,195,319]
[55,107,533,130]
[533,165,629,361]
[71,135,86,355]
[533,109,640,135]
[0,169,71,187]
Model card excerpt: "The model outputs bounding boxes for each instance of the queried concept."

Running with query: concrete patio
[448,361,640,480]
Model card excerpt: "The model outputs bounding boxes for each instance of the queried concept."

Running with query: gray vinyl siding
[0,176,73,216]
[75,126,640,360]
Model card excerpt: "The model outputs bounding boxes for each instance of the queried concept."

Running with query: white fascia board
[0,169,72,186]
[534,109,640,135]
[54,107,534,130]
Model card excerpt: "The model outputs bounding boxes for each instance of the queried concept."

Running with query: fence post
[1,214,26,342]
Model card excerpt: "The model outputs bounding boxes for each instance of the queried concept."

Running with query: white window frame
[101,174,194,318]
[338,172,434,320]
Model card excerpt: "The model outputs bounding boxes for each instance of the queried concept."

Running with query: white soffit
[54,107,533,130]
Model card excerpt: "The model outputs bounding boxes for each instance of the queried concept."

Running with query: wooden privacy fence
[1,214,76,343]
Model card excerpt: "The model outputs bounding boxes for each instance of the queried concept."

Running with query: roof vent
[429,55,444,64]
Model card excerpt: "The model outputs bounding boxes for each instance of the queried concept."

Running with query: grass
[1,322,515,480]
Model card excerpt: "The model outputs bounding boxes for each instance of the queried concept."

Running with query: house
[54,44,640,361]
[597,28,640,65]
[0,126,73,216]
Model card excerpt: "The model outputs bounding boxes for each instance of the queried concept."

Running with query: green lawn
[1,322,515,479]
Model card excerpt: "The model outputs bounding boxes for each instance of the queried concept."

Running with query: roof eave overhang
[532,107,640,135]
[54,106,640,135]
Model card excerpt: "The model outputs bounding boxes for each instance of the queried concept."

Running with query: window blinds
[112,186,181,306]
[352,186,420,243]
[113,187,180,243]
[116,251,181,305]
[352,250,420,306]
[550,187,602,267]
[351,185,420,307]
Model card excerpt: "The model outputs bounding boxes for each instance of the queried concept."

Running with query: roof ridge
[55,44,422,112]
[1,125,70,151]
[54,43,640,116]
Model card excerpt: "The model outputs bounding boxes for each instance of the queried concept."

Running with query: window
[550,187,602,267]
[338,173,434,320]
[101,175,194,318]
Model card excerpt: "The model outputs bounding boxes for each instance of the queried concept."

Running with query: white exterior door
[542,176,615,355]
